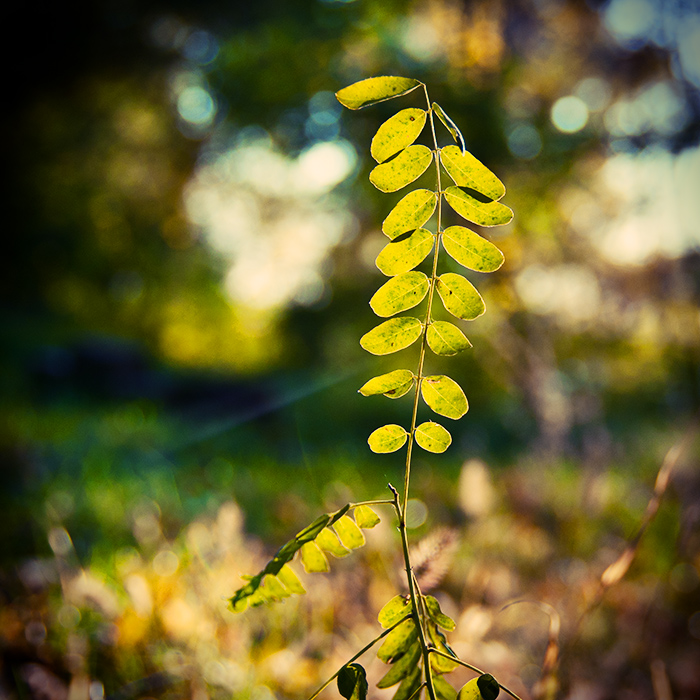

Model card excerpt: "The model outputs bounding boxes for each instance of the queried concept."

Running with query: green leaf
[359,369,415,398]
[360,317,423,355]
[378,595,413,628]
[377,618,419,663]
[392,663,422,700]
[371,108,427,163]
[377,641,421,688]
[316,527,350,557]
[426,321,471,356]
[457,676,500,700]
[442,226,504,273]
[444,187,513,227]
[260,574,291,601]
[429,625,459,673]
[354,505,381,529]
[277,564,305,595]
[300,541,330,573]
[383,189,438,240]
[415,421,452,453]
[338,663,369,700]
[432,102,465,153]
[370,145,433,193]
[336,76,422,110]
[421,375,469,420]
[436,273,485,321]
[433,675,457,700]
[424,595,456,630]
[334,515,366,550]
[370,271,429,318]
[440,146,505,201]
[368,424,408,453]
[376,228,435,276]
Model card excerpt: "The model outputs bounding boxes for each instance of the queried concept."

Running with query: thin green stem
[349,499,395,508]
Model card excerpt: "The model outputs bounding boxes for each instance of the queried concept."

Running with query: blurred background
[2,0,700,698]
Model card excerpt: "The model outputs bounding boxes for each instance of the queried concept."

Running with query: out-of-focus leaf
[376,228,434,276]
[440,146,505,201]
[338,663,369,700]
[436,273,485,320]
[426,321,471,356]
[370,146,433,193]
[372,108,427,163]
[334,515,366,549]
[316,527,350,557]
[276,564,305,594]
[336,77,422,110]
[424,595,456,630]
[432,102,466,152]
[377,641,421,688]
[300,541,330,573]
[433,675,457,700]
[421,375,468,420]
[354,505,381,529]
[359,369,415,398]
[392,663,422,700]
[442,226,504,272]
[415,421,452,453]
[383,189,437,240]
[368,424,408,453]
[377,618,419,663]
[444,187,513,227]
[378,595,413,628]
[360,318,423,355]
[370,272,429,318]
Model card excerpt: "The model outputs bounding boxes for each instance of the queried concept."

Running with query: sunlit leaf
[277,564,305,595]
[338,663,369,700]
[444,187,513,227]
[421,375,468,420]
[424,595,456,630]
[300,541,330,573]
[432,102,465,152]
[436,273,485,320]
[433,674,457,700]
[370,146,433,193]
[336,76,422,110]
[392,663,422,700]
[261,574,291,600]
[415,421,452,453]
[368,424,408,453]
[316,527,350,557]
[377,618,419,663]
[359,369,415,398]
[360,317,423,355]
[376,228,434,276]
[378,595,413,628]
[371,108,428,163]
[457,675,500,700]
[354,505,381,529]
[383,189,437,240]
[440,146,505,201]
[377,641,421,688]
[334,515,366,550]
[429,625,459,673]
[442,226,504,273]
[426,321,471,356]
[370,272,429,318]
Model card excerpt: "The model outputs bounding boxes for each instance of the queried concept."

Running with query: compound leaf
[359,369,415,398]
[442,226,504,273]
[376,228,434,276]
[360,317,423,355]
[338,663,369,700]
[432,102,466,153]
[378,595,413,628]
[336,76,422,110]
[377,618,419,663]
[370,145,433,193]
[424,595,456,630]
[372,108,427,163]
[316,527,350,558]
[370,271,429,318]
[436,273,485,321]
[415,421,452,453]
[377,641,421,688]
[383,189,437,240]
[421,375,468,420]
[368,424,408,453]
[354,505,381,529]
[444,187,513,227]
[426,321,471,356]
[300,541,330,573]
[334,515,366,550]
[440,146,505,201]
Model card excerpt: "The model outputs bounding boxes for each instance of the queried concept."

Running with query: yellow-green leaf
[376,228,434,276]
[359,369,415,398]
[370,145,433,193]
[436,273,485,320]
[277,564,305,595]
[415,421,452,453]
[383,189,437,240]
[427,321,471,356]
[368,424,408,453]
[432,102,465,152]
[334,515,366,550]
[433,675,457,700]
[457,675,500,700]
[354,505,381,529]
[377,618,418,663]
[360,317,423,355]
[429,625,459,673]
[444,187,513,227]
[370,271,429,318]
[338,664,369,700]
[336,76,422,110]
[378,595,413,628]
[260,574,291,601]
[442,226,504,272]
[421,375,468,420]
[371,108,427,163]
[316,527,350,557]
[424,595,456,630]
[440,146,505,201]
[377,641,421,688]
[392,664,422,700]
[300,541,330,573]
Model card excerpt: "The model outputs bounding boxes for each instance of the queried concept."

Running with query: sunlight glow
[551,96,589,133]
